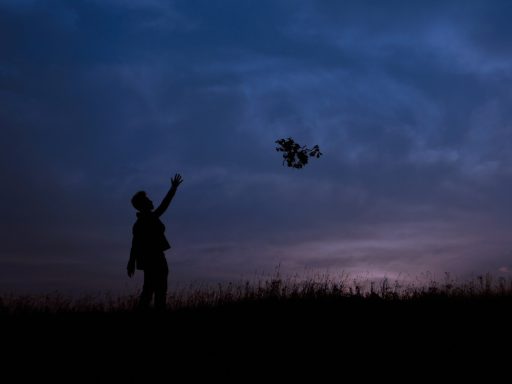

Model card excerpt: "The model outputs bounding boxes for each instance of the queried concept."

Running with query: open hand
[171,173,183,189]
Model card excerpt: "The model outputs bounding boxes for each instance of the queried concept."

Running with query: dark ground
[2,293,511,379]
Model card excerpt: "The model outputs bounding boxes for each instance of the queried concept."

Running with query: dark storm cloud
[1,0,512,293]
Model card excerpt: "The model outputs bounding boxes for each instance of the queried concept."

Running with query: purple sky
[1,0,512,294]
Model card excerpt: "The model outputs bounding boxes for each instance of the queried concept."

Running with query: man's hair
[131,191,147,211]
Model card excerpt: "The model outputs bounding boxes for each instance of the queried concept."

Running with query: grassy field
[2,272,512,322]
[2,273,510,375]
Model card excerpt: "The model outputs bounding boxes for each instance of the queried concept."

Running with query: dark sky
[2,0,512,294]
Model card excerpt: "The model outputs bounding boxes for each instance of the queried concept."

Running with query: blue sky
[1,0,512,294]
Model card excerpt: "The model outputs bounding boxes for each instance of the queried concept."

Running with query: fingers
[171,173,184,185]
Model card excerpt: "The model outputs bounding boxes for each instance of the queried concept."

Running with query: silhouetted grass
[2,272,512,316]
[3,272,512,373]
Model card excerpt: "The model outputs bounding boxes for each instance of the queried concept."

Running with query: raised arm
[153,173,183,217]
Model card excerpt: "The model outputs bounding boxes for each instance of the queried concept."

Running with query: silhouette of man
[128,173,183,311]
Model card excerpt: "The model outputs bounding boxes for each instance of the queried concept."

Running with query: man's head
[131,191,154,212]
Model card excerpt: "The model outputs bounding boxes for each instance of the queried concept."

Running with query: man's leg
[154,258,169,311]
[139,269,155,310]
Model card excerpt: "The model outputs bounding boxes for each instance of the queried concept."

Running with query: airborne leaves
[275,138,323,169]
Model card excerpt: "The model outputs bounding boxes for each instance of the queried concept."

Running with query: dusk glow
[2,0,512,295]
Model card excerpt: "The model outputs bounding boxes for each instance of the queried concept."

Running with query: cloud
[1,0,512,293]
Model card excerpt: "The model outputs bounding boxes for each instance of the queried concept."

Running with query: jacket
[130,212,171,270]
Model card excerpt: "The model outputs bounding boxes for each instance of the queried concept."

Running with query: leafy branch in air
[275,137,323,169]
